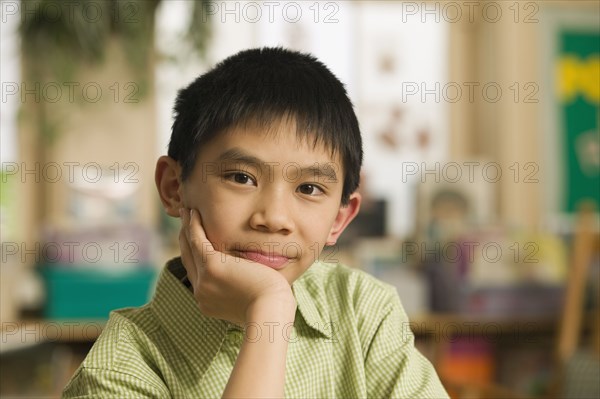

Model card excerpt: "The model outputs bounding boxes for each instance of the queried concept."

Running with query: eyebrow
[216,147,339,182]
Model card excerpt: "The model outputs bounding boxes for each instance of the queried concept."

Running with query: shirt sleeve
[62,366,172,399]
[61,312,172,399]
[364,287,449,399]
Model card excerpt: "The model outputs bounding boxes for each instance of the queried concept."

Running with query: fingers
[179,207,216,272]
[179,208,198,285]
[187,209,215,267]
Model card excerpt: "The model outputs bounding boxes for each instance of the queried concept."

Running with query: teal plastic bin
[40,265,158,319]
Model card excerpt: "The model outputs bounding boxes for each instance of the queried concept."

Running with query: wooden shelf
[409,313,560,337]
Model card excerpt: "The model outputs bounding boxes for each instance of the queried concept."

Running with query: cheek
[296,211,337,251]
[196,196,250,247]
[182,184,230,243]
[303,204,339,233]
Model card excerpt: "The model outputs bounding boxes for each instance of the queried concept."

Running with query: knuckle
[203,263,221,280]
[189,235,203,249]
[202,260,214,273]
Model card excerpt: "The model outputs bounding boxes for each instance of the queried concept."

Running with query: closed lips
[236,250,291,269]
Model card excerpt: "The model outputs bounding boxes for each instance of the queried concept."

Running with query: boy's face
[164,119,360,285]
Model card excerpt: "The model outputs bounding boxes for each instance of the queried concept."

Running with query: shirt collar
[150,258,333,372]
[291,262,333,339]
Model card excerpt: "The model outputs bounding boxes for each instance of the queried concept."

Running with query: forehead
[200,117,343,168]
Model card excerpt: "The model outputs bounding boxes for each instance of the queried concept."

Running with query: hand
[178,208,296,326]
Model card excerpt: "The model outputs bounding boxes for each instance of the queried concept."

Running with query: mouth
[234,250,291,270]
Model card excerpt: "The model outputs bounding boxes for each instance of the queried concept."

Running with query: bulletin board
[557,31,600,213]
[542,7,600,227]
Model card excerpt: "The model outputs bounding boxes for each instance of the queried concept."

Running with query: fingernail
[189,209,194,226]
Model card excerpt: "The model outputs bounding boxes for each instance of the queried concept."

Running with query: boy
[62,47,448,398]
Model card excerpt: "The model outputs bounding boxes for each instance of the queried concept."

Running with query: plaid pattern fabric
[62,257,449,398]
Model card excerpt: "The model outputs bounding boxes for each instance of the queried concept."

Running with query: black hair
[168,47,362,205]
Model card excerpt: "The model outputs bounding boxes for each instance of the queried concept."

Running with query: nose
[249,189,295,234]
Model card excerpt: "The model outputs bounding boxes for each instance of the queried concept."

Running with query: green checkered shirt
[62,257,448,398]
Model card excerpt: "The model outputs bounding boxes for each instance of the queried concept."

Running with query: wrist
[245,294,296,325]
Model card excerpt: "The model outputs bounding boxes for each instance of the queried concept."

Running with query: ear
[326,192,362,245]
[155,155,184,217]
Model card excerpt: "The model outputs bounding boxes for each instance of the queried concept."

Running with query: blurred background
[1,1,599,398]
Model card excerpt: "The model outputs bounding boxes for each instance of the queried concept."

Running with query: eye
[224,172,255,186]
[298,184,324,196]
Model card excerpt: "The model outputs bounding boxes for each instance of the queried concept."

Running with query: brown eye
[224,172,255,185]
[298,184,324,196]
[233,173,250,184]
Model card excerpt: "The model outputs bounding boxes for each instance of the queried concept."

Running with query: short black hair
[168,47,362,205]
